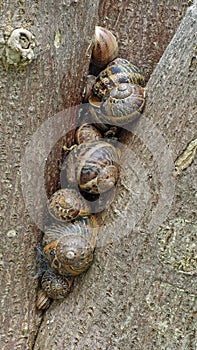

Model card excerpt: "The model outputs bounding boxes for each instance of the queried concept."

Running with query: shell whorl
[100,83,146,125]
[64,140,120,194]
[92,26,118,69]
[47,188,90,222]
[43,216,98,277]
[56,234,91,265]
[41,270,73,299]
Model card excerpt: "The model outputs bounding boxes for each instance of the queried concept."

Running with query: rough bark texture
[0,1,99,349]
[34,2,196,350]
[98,0,189,80]
[0,0,196,349]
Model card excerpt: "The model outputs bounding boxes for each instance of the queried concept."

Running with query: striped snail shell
[47,188,90,222]
[41,269,73,299]
[75,123,102,144]
[43,215,98,277]
[36,290,51,310]
[36,270,73,309]
[91,26,118,69]
[90,57,145,100]
[64,140,120,194]
[108,57,146,82]
[100,83,146,125]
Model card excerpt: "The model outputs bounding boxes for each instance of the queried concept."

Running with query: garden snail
[89,83,145,126]
[37,269,73,309]
[47,188,90,222]
[84,26,118,100]
[88,57,146,127]
[64,140,120,194]
[91,26,118,70]
[37,214,97,309]
[43,215,98,277]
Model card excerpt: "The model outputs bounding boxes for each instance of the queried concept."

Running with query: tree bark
[98,0,189,80]
[34,3,197,349]
[0,1,99,349]
[0,1,195,349]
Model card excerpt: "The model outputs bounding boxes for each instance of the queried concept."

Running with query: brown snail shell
[100,83,146,125]
[41,269,73,299]
[43,215,98,277]
[90,57,145,100]
[36,290,51,310]
[47,188,90,222]
[91,26,118,69]
[75,123,102,144]
[64,140,120,194]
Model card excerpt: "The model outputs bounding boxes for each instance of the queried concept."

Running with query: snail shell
[100,83,146,125]
[75,123,102,144]
[36,290,51,310]
[36,269,73,309]
[91,26,118,69]
[64,140,120,194]
[47,188,90,222]
[41,269,73,299]
[43,215,98,277]
[90,57,145,100]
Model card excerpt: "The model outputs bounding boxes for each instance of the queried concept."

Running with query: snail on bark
[36,25,146,310]
[43,215,98,277]
[63,140,120,194]
[36,269,73,310]
[88,58,146,127]
[91,26,118,71]
[47,188,90,222]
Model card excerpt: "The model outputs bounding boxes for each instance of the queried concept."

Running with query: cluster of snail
[36,26,146,310]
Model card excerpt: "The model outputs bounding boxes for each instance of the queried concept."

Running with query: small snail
[36,269,73,309]
[64,140,120,194]
[91,26,118,70]
[75,123,102,144]
[47,188,90,222]
[41,269,73,298]
[43,215,98,277]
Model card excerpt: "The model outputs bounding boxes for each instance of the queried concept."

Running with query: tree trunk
[0,1,196,349]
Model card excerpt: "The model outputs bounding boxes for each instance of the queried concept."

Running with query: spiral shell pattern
[100,83,146,125]
[43,215,98,277]
[41,269,73,299]
[91,57,145,100]
[47,188,90,222]
[91,26,118,69]
[65,140,120,194]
